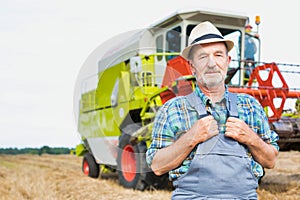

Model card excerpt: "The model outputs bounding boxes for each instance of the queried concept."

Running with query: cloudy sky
[1,0,299,148]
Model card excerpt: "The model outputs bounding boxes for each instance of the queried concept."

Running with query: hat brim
[181,38,234,60]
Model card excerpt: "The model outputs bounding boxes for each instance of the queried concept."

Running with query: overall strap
[186,91,239,118]
[227,92,239,118]
[186,92,208,118]
[186,91,241,156]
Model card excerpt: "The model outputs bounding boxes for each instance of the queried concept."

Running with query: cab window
[166,26,181,61]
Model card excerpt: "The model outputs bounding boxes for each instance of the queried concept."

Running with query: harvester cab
[74,9,300,190]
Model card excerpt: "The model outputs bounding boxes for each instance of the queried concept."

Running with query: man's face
[189,42,230,89]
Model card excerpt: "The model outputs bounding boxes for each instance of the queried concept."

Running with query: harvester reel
[248,63,289,121]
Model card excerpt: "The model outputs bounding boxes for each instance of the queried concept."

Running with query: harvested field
[0,151,299,200]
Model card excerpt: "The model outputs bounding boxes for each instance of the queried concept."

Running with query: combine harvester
[74,9,300,190]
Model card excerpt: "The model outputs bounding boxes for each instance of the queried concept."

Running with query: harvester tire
[82,152,99,178]
[117,132,170,190]
[117,133,143,189]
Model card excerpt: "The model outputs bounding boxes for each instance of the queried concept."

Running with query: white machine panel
[87,136,119,166]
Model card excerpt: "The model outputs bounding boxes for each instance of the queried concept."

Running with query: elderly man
[146,21,279,199]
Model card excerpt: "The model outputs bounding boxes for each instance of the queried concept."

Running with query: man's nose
[207,54,216,68]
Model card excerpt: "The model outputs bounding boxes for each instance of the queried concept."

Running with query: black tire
[82,152,99,178]
[117,127,170,190]
[137,142,170,191]
[117,133,143,189]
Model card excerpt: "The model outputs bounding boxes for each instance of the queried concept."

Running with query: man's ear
[228,55,231,63]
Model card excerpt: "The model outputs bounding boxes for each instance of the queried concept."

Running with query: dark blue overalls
[171,92,258,200]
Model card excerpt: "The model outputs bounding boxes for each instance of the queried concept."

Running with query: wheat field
[0,151,299,200]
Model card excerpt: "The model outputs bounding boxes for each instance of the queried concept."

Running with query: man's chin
[204,80,223,88]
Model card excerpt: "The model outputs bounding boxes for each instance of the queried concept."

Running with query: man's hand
[225,117,278,169]
[189,115,219,146]
[225,117,258,145]
[151,115,219,175]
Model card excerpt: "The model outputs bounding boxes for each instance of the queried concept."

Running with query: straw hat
[181,21,234,60]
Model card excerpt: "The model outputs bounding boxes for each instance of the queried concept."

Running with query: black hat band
[190,33,224,45]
